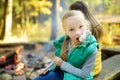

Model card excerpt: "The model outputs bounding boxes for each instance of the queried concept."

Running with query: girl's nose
[76,30,81,35]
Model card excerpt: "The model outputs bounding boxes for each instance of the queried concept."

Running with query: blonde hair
[60,10,89,60]
[70,1,103,41]
[62,10,90,31]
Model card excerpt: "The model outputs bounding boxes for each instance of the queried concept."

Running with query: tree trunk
[50,0,60,40]
[19,0,24,29]
[0,0,8,40]
[5,0,13,37]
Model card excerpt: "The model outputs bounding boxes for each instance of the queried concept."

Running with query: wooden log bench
[101,47,120,60]
[102,47,120,56]
[94,54,120,80]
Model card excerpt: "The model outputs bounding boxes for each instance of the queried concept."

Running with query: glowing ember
[14,62,25,74]
[0,56,6,62]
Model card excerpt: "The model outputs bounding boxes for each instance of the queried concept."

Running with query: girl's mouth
[76,37,80,41]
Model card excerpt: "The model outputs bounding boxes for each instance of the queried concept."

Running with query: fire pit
[0,47,27,80]
[0,45,52,80]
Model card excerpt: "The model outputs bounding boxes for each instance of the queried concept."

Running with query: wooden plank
[102,47,120,55]
[94,54,120,80]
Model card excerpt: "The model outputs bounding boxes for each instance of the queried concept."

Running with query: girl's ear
[65,31,68,36]
[64,28,68,35]
[86,20,91,29]
[65,32,67,35]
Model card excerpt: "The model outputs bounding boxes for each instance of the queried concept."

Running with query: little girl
[33,10,98,80]
[70,1,103,76]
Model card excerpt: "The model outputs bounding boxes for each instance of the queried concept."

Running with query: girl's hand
[39,68,49,75]
[53,57,63,66]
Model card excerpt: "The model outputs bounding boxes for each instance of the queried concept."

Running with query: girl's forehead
[64,15,86,26]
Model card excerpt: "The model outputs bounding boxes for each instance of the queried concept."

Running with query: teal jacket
[53,35,98,80]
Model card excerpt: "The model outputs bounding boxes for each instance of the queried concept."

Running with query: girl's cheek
[71,34,76,40]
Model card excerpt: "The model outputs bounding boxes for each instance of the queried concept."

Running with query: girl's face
[64,15,88,45]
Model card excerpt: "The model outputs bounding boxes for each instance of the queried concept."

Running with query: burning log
[0,45,52,80]
[0,47,21,68]
[0,46,26,78]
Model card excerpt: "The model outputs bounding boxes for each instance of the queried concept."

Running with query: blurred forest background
[0,0,120,48]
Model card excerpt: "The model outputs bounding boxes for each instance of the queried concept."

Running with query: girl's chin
[75,40,81,45]
[71,39,80,45]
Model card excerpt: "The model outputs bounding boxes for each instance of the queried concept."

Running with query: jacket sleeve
[60,48,98,78]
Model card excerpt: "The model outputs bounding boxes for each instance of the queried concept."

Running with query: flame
[14,53,20,64]
[0,47,26,75]
[14,47,25,74]
[15,47,21,54]
[14,46,23,64]
[0,56,6,62]
[14,62,25,74]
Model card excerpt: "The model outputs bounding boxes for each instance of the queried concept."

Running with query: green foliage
[67,0,120,15]
[0,0,4,9]
[12,18,51,42]
[66,0,78,5]
[11,0,53,39]
[25,21,51,42]
[104,0,120,14]
[13,0,23,14]
[12,0,52,16]
[25,0,52,16]
[0,0,4,18]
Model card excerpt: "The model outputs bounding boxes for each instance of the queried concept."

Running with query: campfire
[0,46,51,80]
[0,47,25,75]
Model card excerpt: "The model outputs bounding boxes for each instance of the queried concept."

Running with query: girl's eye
[79,25,83,28]
[69,28,74,31]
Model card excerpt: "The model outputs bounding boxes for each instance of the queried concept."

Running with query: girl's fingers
[53,57,63,66]
[39,68,48,75]
[43,69,48,74]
